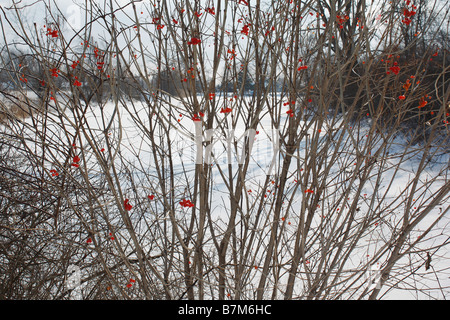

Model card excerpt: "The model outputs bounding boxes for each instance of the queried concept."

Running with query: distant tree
[152,67,188,97]
[218,68,254,94]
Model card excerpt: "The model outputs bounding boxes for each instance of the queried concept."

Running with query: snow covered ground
[2,91,449,299]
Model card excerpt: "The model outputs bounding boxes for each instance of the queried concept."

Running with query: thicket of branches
[0,0,449,300]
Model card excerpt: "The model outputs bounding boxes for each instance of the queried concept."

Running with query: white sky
[1,0,448,77]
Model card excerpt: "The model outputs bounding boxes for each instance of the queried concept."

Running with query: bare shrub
[0,0,449,300]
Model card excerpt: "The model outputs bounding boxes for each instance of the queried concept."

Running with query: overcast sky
[1,0,447,77]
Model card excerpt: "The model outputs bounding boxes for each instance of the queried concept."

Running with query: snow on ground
[3,91,449,299]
